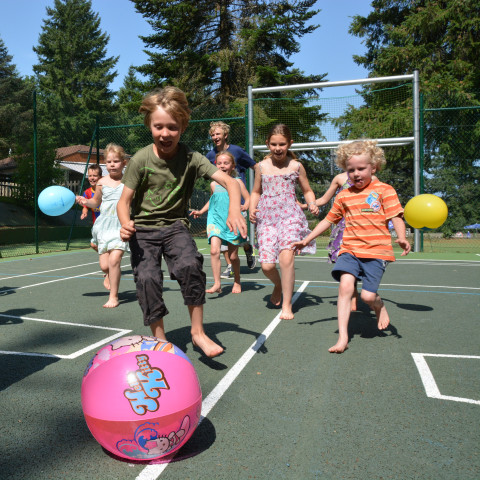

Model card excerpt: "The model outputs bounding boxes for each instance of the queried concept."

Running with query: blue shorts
[331,253,389,293]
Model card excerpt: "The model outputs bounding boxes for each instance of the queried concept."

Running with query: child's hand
[395,238,411,256]
[227,212,247,238]
[76,196,87,206]
[290,240,307,252]
[249,208,259,224]
[240,204,248,212]
[120,220,135,241]
[80,211,87,220]
[189,209,203,219]
[296,199,307,210]
[308,203,319,216]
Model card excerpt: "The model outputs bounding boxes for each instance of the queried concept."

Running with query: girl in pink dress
[249,124,318,320]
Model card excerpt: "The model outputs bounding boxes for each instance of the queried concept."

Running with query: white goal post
[247,71,421,252]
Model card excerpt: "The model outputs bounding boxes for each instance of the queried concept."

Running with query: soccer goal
[247,72,421,251]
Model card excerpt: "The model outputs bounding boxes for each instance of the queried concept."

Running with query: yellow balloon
[404,194,448,229]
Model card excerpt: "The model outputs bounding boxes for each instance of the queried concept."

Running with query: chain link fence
[420,93,480,253]
[1,88,479,258]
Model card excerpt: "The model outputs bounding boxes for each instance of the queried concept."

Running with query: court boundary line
[135,281,310,480]
[411,353,480,405]
[0,260,101,281]
[0,313,131,359]
[199,275,480,291]
[0,263,131,294]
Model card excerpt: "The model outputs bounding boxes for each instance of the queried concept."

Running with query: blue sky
[0,0,373,94]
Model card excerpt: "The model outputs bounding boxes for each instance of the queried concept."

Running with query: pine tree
[337,0,480,233]
[33,0,118,146]
[115,66,147,116]
[131,0,324,105]
[0,37,33,159]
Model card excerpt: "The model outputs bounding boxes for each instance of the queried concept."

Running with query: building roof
[0,157,16,171]
[56,145,105,161]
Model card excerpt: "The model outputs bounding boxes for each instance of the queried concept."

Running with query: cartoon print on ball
[116,416,190,459]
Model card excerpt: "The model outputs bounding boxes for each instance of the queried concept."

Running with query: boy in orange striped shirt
[292,140,411,353]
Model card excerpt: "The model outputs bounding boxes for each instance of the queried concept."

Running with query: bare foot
[232,282,242,294]
[192,332,224,358]
[270,285,282,306]
[280,310,294,320]
[206,284,221,294]
[103,298,119,308]
[375,300,390,330]
[103,274,110,290]
[328,337,349,353]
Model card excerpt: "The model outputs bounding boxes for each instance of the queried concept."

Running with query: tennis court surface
[1,247,479,479]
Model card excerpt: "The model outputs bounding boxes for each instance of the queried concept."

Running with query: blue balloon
[38,186,76,216]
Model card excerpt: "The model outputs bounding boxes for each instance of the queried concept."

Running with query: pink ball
[81,335,202,460]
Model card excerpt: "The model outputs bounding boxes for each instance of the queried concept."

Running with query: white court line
[135,281,310,480]
[0,261,100,281]
[0,313,131,359]
[0,264,131,294]
[201,275,480,291]
[411,353,480,405]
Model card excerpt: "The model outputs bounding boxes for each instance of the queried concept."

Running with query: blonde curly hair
[335,140,386,172]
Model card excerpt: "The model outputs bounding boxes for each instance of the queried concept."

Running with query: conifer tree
[131,0,324,105]
[33,0,118,145]
[338,0,480,233]
[0,37,33,158]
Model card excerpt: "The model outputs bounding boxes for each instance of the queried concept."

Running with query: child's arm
[238,179,250,211]
[190,181,214,218]
[291,218,332,252]
[80,206,89,220]
[297,163,319,216]
[190,200,210,218]
[315,173,344,207]
[76,184,102,209]
[117,185,136,241]
[391,215,411,256]
[211,170,247,238]
[249,163,262,224]
[298,173,345,210]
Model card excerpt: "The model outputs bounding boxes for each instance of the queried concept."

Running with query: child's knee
[262,263,276,275]
[360,290,376,305]
[229,249,239,261]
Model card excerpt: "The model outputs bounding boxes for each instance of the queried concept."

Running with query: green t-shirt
[122,143,218,228]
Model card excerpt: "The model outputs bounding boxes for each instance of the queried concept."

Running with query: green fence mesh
[1,87,479,258]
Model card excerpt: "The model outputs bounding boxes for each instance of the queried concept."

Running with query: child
[80,163,102,250]
[292,140,411,353]
[249,124,319,320]
[76,143,130,308]
[190,151,250,294]
[301,170,377,311]
[116,86,246,359]
[206,121,257,275]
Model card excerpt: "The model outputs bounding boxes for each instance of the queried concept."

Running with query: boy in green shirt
[117,87,246,358]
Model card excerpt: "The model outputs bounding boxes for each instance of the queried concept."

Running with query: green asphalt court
[0,243,479,480]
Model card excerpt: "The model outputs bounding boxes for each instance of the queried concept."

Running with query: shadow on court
[0,354,60,391]
[0,285,18,296]
[161,321,267,371]
[81,288,139,306]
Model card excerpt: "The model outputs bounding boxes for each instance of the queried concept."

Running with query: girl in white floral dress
[249,124,318,320]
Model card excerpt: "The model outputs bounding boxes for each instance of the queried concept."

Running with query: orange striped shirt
[325,180,403,261]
